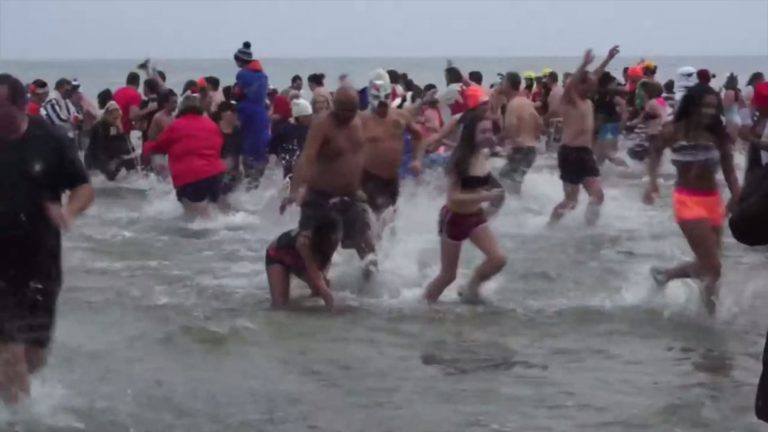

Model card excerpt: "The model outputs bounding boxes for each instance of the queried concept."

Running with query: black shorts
[499,146,537,184]
[361,171,399,214]
[0,245,61,349]
[176,174,223,203]
[558,145,600,185]
[298,189,369,250]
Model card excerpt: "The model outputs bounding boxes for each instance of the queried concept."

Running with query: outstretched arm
[564,49,596,105]
[593,45,621,78]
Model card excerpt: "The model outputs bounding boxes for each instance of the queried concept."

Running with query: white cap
[369,68,390,84]
[292,98,313,118]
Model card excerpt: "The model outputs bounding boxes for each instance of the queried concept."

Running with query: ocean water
[2,56,767,98]
[0,58,766,431]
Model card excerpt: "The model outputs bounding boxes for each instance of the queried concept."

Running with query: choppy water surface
[0,144,765,432]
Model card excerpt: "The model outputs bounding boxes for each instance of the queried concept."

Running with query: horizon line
[1,54,766,62]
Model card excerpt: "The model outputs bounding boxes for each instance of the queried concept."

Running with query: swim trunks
[176,173,223,203]
[558,145,600,185]
[438,206,487,242]
[299,189,369,250]
[598,122,621,141]
[361,171,399,214]
[499,146,537,184]
[673,188,724,228]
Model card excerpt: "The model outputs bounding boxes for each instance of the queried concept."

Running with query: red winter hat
[753,82,768,109]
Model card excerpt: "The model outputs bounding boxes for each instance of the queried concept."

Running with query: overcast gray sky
[1,0,767,59]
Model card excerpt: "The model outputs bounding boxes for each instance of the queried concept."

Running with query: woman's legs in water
[424,238,462,303]
[267,264,291,308]
[654,220,722,314]
[463,224,507,301]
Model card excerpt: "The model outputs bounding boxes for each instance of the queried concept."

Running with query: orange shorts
[672,188,724,227]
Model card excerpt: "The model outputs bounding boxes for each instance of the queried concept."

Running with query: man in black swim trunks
[287,87,374,303]
[0,74,94,404]
[549,46,620,227]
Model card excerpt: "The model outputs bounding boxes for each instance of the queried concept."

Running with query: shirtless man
[498,72,543,195]
[359,72,423,245]
[549,46,620,227]
[288,87,374,301]
[147,89,178,140]
[545,71,565,152]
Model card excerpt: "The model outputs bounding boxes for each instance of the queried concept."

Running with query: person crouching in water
[144,94,226,218]
[266,219,339,309]
[84,101,138,180]
[424,112,507,305]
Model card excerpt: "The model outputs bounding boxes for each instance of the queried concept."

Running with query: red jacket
[144,114,226,188]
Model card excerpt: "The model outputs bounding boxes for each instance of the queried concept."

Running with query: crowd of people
[1,41,768,415]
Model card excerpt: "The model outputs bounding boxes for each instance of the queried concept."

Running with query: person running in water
[593,72,628,167]
[265,220,340,309]
[144,94,226,219]
[358,69,423,254]
[545,71,565,152]
[0,74,94,404]
[498,72,543,195]
[286,87,373,307]
[212,101,243,201]
[424,111,506,304]
[232,41,270,189]
[270,98,312,181]
[644,84,740,315]
[627,80,666,163]
[147,89,178,141]
[548,46,620,227]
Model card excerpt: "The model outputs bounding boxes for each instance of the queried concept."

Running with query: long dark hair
[446,111,485,179]
[673,84,727,142]
[312,220,339,268]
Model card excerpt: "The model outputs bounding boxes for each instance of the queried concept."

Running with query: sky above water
[1,0,767,59]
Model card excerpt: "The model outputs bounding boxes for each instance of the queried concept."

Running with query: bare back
[548,85,564,118]
[305,113,366,195]
[360,110,410,179]
[505,96,543,148]
[561,97,594,147]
